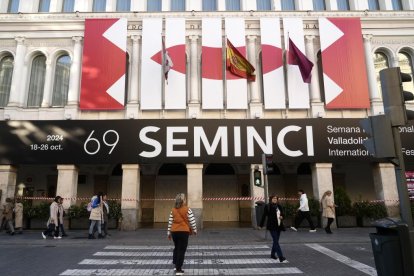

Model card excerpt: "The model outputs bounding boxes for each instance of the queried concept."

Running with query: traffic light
[380,67,414,126]
[360,115,395,158]
[262,154,274,175]
[254,169,262,187]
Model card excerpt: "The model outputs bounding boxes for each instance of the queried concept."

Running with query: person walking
[57,197,67,237]
[42,196,61,239]
[290,190,316,232]
[167,193,197,276]
[101,194,110,237]
[14,198,24,234]
[259,195,288,263]
[2,198,15,235]
[321,190,335,234]
[88,193,104,239]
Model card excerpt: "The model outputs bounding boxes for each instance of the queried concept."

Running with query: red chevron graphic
[150,44,186,74]
[80,19,126,110]
[261,45,283,74]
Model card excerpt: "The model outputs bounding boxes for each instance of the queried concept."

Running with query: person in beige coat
[88,193,104,239]
[42,196,61,239]
[14,198,24,234]
[321,190,336,234]
[2,198,15,235]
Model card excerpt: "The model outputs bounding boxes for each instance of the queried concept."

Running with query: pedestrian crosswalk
[60,244,303,275]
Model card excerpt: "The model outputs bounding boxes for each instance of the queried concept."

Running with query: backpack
[86,202,93,212]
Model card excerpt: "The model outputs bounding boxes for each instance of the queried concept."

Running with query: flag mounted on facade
[162,35,173,83]
[226,39,256,81]
[288,37,313,83]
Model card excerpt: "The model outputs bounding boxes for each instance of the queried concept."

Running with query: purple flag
[288,38,314,83]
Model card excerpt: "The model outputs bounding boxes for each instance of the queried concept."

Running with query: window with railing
[62,0,75,12]
[27,55,46,108]
[256,0,271,10]
[93,0,107,12]
[203,0,217,11]
[281,0,295,11]
[374,52,390,99]
[7,0,19,13]
[147,0,162,11]
[313,0,326,11]
[0,55,13,108]
[171,0,185,11]
[116,0,131,11]
[337,0,350,10]
[52,55,71,107]
[226,0,240,10]
[392,0,403,10]
[367,0,379,10]
[399,52,414,94]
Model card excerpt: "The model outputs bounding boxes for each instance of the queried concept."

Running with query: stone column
[56,165,79,210]
[305,35,324,118]
[250,164,265,229]
[311,163,335,228]
[121,164,141,230]
[373,163,399,216]
[67,36,83,105]
[129,35,140,104]
[41,59,54,107]
[247,36,259,103]
[8,37,26,107]
[0,165,17,207]
[363,34,383,115]
[187,164,203,229]
[188,35,201,118]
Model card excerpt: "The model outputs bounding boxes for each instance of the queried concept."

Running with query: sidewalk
[0,227,375,246]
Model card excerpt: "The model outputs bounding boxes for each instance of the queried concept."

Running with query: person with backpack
[167,193,197,276]
[259,195,288,263]
[88,192,104,239]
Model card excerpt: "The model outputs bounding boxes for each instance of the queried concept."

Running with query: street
[0,228,377,276]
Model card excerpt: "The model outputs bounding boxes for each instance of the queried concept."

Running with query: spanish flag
[226,39,256,82]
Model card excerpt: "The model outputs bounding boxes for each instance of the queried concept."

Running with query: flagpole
[223,34,227,111]
[161,32,165,110]
[284,32,289,108]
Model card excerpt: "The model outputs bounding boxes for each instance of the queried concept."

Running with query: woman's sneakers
[270,255,278,260]
[175,269,184,275]
[279,257,289,263]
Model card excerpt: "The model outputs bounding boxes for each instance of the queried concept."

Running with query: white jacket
[299,193,309,212]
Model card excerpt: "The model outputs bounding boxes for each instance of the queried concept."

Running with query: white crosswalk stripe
[60,244,303,275]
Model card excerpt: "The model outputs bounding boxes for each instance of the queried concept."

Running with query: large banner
[1,119,414,165]
[80,19,127,110]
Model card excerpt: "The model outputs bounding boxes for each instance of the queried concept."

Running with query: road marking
[305,243,376,276]
[105,245,269,250]
[60,268,302,275]
[79,258,279,265]
[94,250,271,257]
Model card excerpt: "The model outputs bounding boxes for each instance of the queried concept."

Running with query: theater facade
[1,0,414,229]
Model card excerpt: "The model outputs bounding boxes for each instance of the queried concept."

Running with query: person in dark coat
[260,195,288,263]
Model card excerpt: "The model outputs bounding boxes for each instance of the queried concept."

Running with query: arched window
[337,0,350,10]
[52,55,71,107]
[38,0,50,12]
[399,52,414,94]
[256,0,271,10]
[0,55,13,107]
[62,0,75,12]
[368,0,379,10]
[374,51,389,99]
[203,0,217,11]
[392,0,403,10]
[313,0,326,10]
[281,0,295,10]
[117,0,131,11]
[7,0,19,13]
[93,0,106,12]
[147,0,162,11]
[171,0,185,11]
[27,55,46,107]
[226,0,240,10]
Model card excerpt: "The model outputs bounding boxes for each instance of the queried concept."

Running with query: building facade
[1,0,414,230]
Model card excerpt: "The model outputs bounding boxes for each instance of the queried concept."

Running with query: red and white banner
[283,18,310,109]
[319,18,370,109]
[80,18,127,110]
[164,18,186,109]
[225,18,248,109]
[141,18,163,110]
[202,18,223,109]
[260,18,285,109]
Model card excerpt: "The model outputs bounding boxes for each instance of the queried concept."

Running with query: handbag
[175,207,193,235]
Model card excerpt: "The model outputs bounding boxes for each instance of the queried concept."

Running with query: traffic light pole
[264,173,269,204]
[391,125,414,267]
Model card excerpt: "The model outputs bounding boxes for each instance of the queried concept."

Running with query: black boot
[98,233,105,239]
[88,234,95,239]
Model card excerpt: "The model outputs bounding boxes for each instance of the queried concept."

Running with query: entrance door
[203,175,239,222]
[154,176,186,222]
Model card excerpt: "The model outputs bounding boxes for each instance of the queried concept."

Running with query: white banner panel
[140,18,162,110]
[202,18,223,109]
[225,18,248,109]
[260,18,285,109]
[165,18,186,109]
[283,18,310,109]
